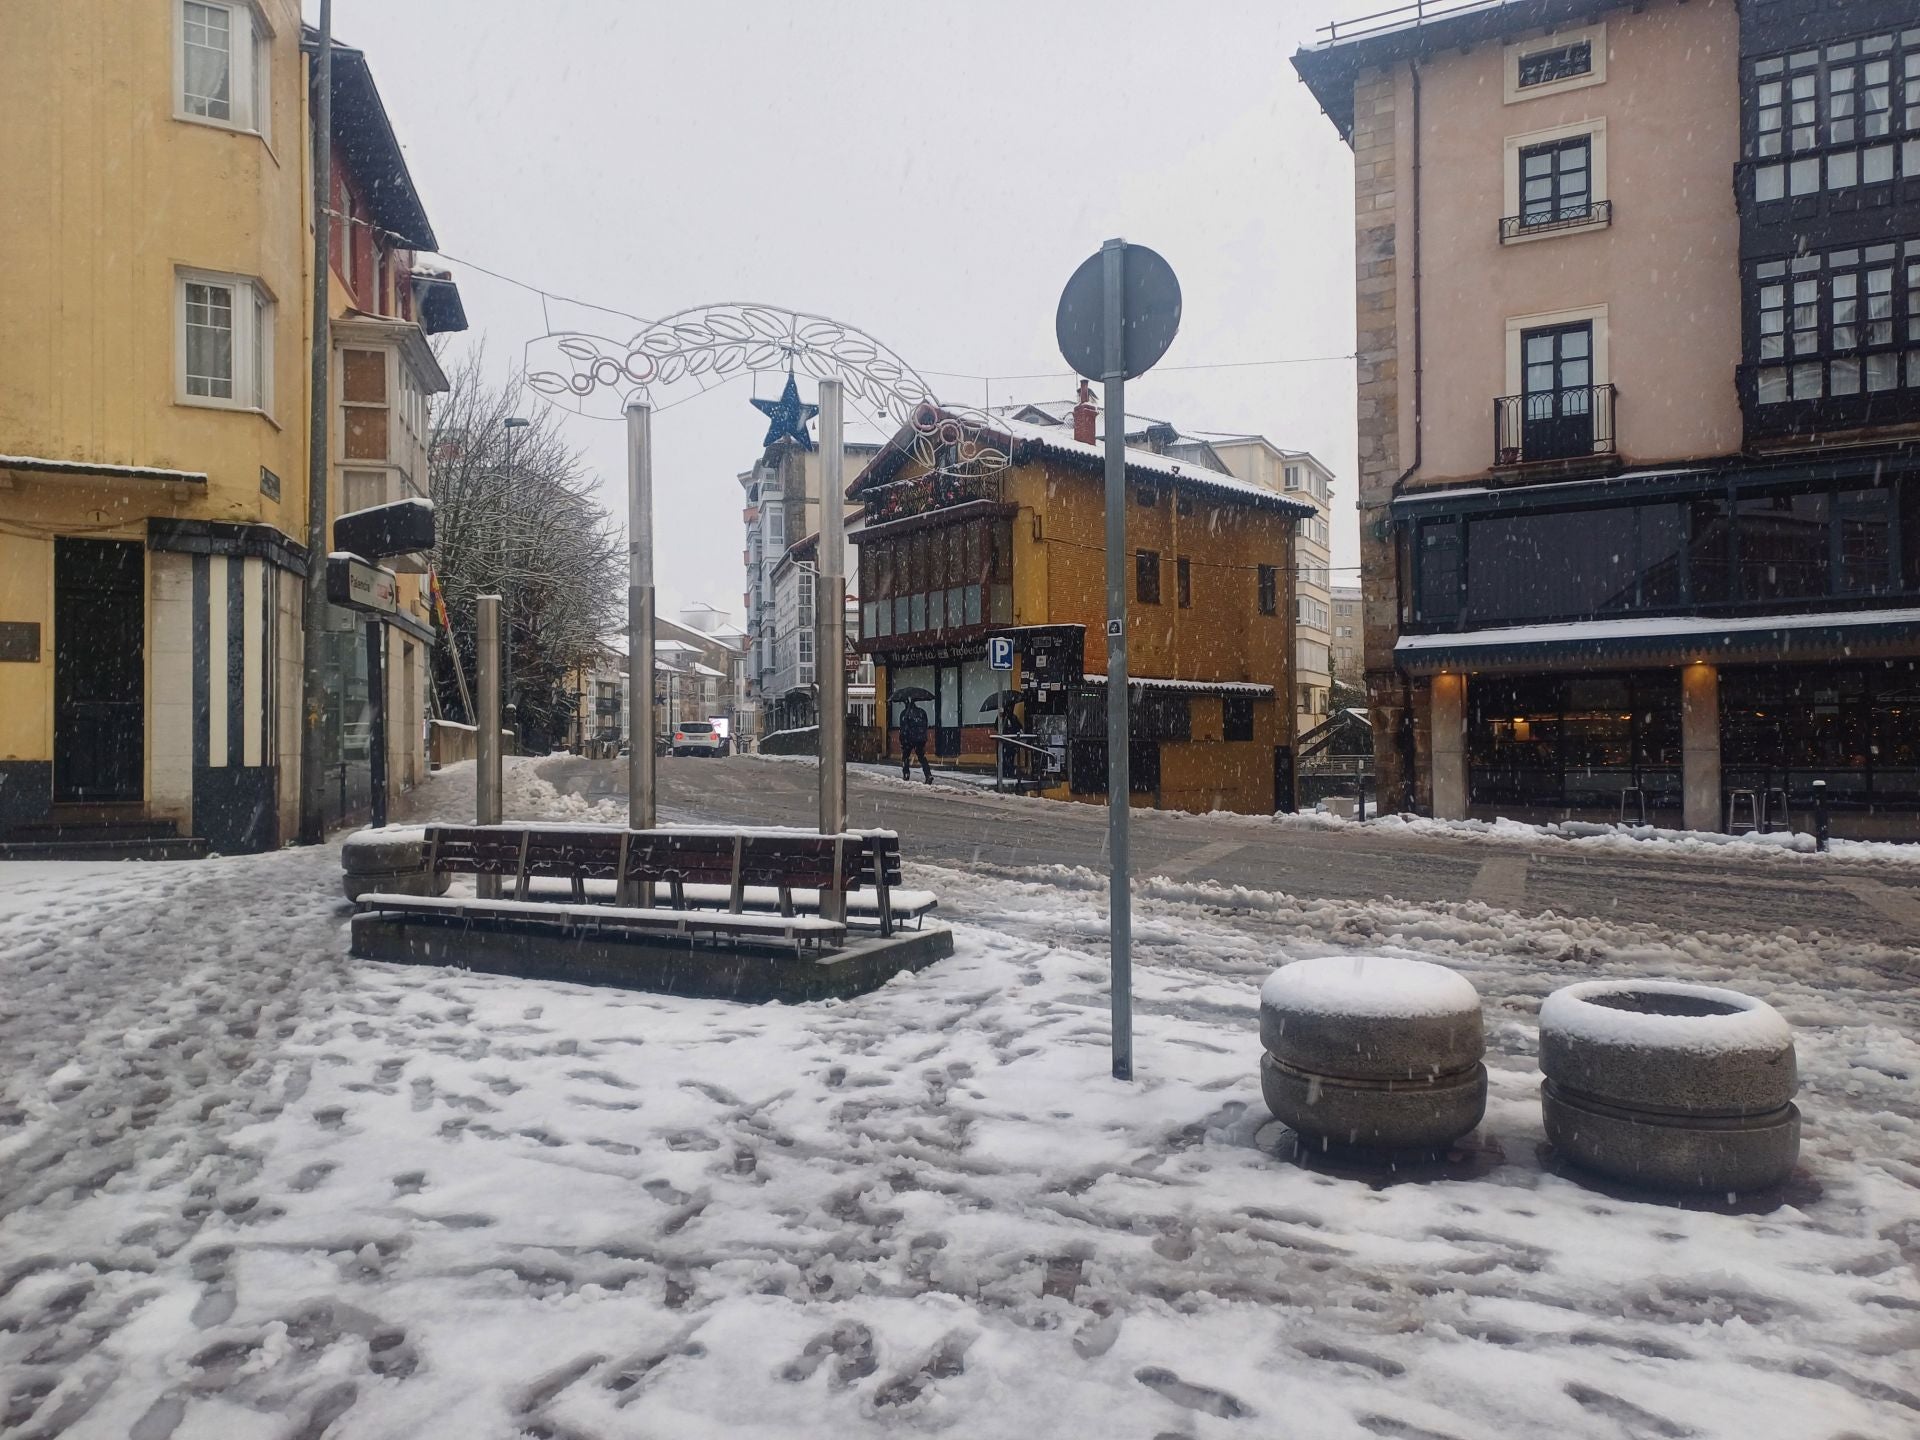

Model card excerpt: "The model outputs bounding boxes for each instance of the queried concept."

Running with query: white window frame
[1504,23,1606,105]
[1505,303,1610,397]
[1503,119,1610,244]
[175,268,275,416]
[174,0,272,142]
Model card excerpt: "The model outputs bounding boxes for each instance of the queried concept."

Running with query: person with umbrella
[896,688,933,784]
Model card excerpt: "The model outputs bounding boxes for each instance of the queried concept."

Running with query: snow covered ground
[2,762,1917,1439]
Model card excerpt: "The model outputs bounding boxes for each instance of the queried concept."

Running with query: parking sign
[988,636,1014,671]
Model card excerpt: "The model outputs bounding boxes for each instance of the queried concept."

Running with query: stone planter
[1539,979,1799,1193]
[1259,955,1487,1152]
[340,827,448,902]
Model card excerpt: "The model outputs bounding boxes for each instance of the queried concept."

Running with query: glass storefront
[1721,661,1920,807]
[1468,672,1681,814]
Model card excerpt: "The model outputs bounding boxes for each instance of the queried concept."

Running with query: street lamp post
[501,416,531,748]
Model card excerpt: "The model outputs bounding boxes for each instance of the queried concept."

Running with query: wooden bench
[409,823,909,936]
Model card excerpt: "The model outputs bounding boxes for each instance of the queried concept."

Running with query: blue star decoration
[751,372,819,450]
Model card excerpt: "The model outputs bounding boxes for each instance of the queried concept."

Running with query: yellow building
[0,5,462,852]
[849,396,1311,814]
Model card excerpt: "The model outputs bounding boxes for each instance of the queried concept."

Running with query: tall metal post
[475,594,502,897]
[627,401,657,833]
[365,618,387,828]
[817,380,849,920]
[297,0,334,844]
[1101,237,1134,1082]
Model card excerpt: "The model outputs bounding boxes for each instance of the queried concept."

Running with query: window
[1223,696,1255,742]
[1284,465,1303,490]
[1257,564,1279,616]
[1750,241,1920,406]
[1176,556,1191,608]
[1136,550,1161,605]
[1505,24,1606,103]
[1135,484,1158,508]
[1518,41,1591,90]
[1747,32,1920,204]
[1520,136,1591,226]
[1502,122,1608,241]
[177,1,270,139]
[1295,596,1329,630]
[341,348,390,460]
[177,269,273,412]
[342,471,388,514]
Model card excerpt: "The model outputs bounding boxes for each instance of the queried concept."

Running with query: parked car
[671,720,725,757]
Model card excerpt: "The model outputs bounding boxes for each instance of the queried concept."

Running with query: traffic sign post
[1056,239,1181,1083]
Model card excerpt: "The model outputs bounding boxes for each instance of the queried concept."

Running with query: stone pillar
[1682,662,1721,833]
[1430,672,1467,821]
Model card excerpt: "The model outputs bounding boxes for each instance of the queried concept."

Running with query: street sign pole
[366,617,387,828]
[1056,236,1180,1084]
[1099,238,1134,1082]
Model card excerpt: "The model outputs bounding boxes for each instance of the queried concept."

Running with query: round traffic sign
[1055,242,1182,382]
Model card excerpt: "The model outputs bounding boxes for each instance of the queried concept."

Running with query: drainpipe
[298,1,334,844]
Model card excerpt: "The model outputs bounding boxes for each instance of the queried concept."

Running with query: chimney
[1072,378,1096,445]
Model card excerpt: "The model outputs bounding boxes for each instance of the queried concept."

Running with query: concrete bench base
[1261,1051,1488,1153]
[350,910,955,1004]
[1542,1081,1802,1194]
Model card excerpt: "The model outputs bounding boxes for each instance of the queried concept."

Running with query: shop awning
[1395,607,1920,674]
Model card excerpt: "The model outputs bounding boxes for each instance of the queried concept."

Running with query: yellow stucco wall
[0,0,310,770]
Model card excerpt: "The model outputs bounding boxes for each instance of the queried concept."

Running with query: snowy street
[1,758,1916,1438]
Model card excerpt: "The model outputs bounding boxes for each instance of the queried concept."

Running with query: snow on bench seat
[512,876,938,923]
[353,892,846,947]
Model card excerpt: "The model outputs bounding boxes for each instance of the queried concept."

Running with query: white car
[671,720,724,757]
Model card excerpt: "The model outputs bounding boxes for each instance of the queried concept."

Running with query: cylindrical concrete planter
[1538,979,1799,1193]
[1259,955,1487,1153]
[341,827,448,902]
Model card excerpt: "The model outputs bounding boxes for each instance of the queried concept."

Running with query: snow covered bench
[419,823,904,926]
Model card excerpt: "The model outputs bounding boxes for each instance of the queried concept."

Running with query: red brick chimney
[1072,379,1096,445]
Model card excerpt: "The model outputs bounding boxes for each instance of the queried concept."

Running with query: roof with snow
[1084,674,1276,698]
[850,406,1314,519]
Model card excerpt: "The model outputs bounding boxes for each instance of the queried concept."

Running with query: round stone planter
[1259,955,1487,1153]
[340,827,448,902]
[1538,979,1799,1193]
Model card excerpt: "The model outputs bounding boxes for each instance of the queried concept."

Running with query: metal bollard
[1813,779,1829,853]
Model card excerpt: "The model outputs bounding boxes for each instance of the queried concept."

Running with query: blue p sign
[988,636,1014,671]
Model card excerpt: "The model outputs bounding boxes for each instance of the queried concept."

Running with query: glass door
[1522,322,1594,460]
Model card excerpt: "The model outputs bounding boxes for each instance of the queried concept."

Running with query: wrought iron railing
[1493,384,1617,466]
[1499,198,1612,243]
[1321,0,1510,46]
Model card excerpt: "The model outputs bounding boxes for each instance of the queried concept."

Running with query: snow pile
[1279,807,1920,865]
[1260,953,1479,1018]
[1541,979,1794,1056]
[0,773,1916,1437]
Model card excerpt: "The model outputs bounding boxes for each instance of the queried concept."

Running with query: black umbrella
[978,690,1020,714]
[891,686,934,703]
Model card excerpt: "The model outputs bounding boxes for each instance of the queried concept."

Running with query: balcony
[859,471,1004,527]
[1493,384,1617,468]
[1498,198,1611,244]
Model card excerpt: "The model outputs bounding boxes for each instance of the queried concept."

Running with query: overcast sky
[318,0,1379,621]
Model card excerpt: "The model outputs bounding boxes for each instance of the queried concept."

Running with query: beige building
[1330,584,1362,687]
[0,5,462,852]
[1296,0,1920,837]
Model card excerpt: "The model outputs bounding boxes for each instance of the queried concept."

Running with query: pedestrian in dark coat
[899,699,933,784]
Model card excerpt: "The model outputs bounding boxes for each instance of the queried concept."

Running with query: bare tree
[429,347,623,751]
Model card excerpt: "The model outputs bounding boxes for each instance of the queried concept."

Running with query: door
[1273,745,1296,814]
[1521,322,1594,460]
[54,538,145,802]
